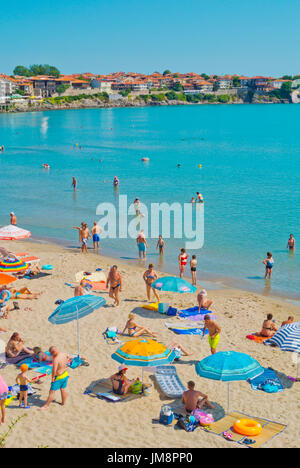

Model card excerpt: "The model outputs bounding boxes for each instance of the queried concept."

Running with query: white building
[0,76,16,97]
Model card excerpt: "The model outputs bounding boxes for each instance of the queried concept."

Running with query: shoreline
[20,234,300,306]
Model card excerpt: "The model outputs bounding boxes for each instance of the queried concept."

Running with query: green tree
[201,73,209,80]
[172,82,183,91]
[281,75,293,80]
[232,77,241,87]
[13,65,30,76]
[163,69,171,76]
[56,84,69,95]
[165,90,178,100]
[280,81,292,99]
[217,94,230,103]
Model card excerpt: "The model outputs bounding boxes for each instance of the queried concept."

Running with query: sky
[0,0,299,77]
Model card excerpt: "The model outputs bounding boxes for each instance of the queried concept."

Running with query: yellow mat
[207,411,286,448]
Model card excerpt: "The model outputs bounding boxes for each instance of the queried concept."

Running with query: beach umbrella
[195,351,264,413]
[0,273,17,286]
[265,323,300,377]
[48,295,106,365]
[0,225,31,241]
[152,276,197,294]
[0,258,28,273]
[111,338,176,386]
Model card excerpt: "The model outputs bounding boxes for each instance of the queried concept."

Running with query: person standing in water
[71,177,77,191]
[287,234,295,252]
[10,212,17,225]
[156,235,165,255]
[263,252,274,279]
[178,248,189,278]
[91,222,103,250]
[190,254,197,286]
[137,231,148,260]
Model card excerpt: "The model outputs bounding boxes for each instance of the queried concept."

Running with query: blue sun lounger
[155,366,186,398]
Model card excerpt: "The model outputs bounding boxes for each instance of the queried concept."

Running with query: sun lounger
[155,365,186,398]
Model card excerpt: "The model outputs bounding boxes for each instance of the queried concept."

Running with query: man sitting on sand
[182,381,215,413]
[203,315,221,355]
[197,289,213,313]
[39,346,70,410]
[281,316,294,327]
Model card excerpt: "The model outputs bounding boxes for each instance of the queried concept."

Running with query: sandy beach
[0,238,299,448]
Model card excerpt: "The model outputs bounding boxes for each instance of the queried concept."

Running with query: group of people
[73,221,103,252]
[259,314,294,338]
[190,192,204,204]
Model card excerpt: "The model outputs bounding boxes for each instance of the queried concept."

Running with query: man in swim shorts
[203,315,221,355]
[39,346,70,410]
[182,381,214,413]
[91,221,103,250]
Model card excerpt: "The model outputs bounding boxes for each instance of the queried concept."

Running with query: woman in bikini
[110,365,134,396]
[260,314,277,338]
[106,265,122,307]
[143,264,159,302]
[8,287,42,300]
[122,313,158,338]
[178,248,189,278]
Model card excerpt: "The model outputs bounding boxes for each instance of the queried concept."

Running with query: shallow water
[0,104,299,298]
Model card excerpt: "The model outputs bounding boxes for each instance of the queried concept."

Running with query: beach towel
[248,367,283,392]
[179,306,213,318]
[5,349,33,365]
[184,313,217,321]
[85,378,151,402]
[246,333,270,344]
[169,327,209,336]
[206,411,287,448]
[24,272,52,280]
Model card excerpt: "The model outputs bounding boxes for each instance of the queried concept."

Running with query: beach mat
[249,367,283,392]
[86,379,149,402]
[246,333,270,344]
[179,306,213,319]
[24,272,52,280]
[207,411,287,448]
[102,332,155,345]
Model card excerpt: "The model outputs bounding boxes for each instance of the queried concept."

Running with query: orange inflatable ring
[233,419,262,437]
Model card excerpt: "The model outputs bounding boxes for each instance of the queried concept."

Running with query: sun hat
[199,289,207,296]
[118,364,128,372]
[20,364,28,372]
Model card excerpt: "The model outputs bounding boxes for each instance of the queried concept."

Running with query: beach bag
[260,380,280,393]
[177,415,197,432]
[106,327,117,338]
[166,306,177,316]
[131,379,143,394]
[159,405,174,425]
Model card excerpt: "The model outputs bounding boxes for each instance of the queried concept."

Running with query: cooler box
[158,303,169,314]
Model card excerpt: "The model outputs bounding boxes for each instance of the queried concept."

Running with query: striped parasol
[0,225,31,240]
[265,323,300,377]
[0,258,28,273]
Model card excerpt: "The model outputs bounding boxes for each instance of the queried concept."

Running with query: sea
[0,104,299,300]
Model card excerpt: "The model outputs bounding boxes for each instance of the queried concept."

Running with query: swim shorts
[93,234,100,242]
[82,238,88,246]
[20,385,28,392]
[208,334,220,349]
[138,242,146,252]
[50,371,69,391]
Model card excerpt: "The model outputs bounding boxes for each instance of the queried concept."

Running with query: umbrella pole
[77,307,80,358]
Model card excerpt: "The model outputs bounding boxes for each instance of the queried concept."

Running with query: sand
[0,239,299,448]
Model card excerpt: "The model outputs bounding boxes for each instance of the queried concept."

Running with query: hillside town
[1,69,300,111]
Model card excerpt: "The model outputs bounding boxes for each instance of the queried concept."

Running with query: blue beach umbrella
[195,351,264,413]
[265,322,300,377]
[152,276,197,294]
[48,295,106,364]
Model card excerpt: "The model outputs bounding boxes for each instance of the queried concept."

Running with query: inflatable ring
[42,265,53,271]
[233,419,262,437]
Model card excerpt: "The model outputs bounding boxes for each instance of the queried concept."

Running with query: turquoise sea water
[0,104,299,298]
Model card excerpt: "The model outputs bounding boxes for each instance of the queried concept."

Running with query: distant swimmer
[196,192,204,203]
[177,164,181,168]
[10,212,17,225]
[133,198,141,216]
[190,197,196,204]
[287,234,295,252]
[43,163,50,169]
[0,146,4,152]
[113,176,119,187]
[263,252,274,280]
[72,177,77,191]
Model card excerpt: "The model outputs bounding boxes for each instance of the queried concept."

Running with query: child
[156,235,165,255]
[190,254,197,285]
[0,374,8,425]
[263,252,274,279]
[16,364,31,409]
[33,347,52,363]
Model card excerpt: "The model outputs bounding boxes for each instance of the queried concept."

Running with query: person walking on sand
[10,212,17,225]
[178,248,189,278]
[71,177,77,191]
[39,346,70,411]
[137,230,148,260]
[203,315,221,355]
[287,234,295,252]
[91,221,103,250]
[106,265,122,307]
[143,264,159,302]
[263,252,274,279]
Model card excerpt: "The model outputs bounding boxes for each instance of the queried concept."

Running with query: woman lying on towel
[122,313,158,338]
[110,365,135,396]
[8,287,42,300]
[5,332,34,362]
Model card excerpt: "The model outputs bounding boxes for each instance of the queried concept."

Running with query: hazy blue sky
[1,0,299,76]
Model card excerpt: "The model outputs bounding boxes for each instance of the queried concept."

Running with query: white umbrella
[0,225,31,240]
